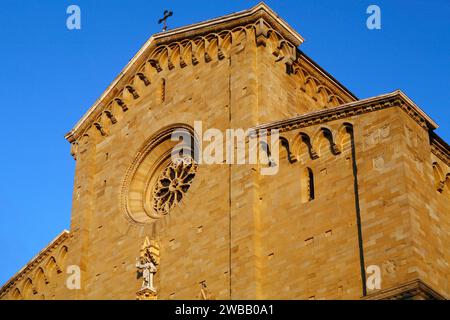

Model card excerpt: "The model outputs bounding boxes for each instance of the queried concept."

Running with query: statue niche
[136,237,160,300]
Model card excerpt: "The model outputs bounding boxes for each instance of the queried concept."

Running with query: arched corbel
[204,49,212,63]
[167,58,175,70]
[216,35,225,60]
[70,142,78,160]
[200,37,212,63]
[104,110,117,124]
[321,127,341,155]
[179,56,187,68]
[149,59,162,72]
[190,41,200,66]
[126,85,139,100]
[299,133,319,160]
[280,137,297,164]
[55,261,62,274]
[136,73,150,86]
[192,54,199,65]
[115,98,128,112]
[437,181,445,193]
[178,41,190,68]
[217,47,225,60]
[432,162,445,193]
[94,122,107,136]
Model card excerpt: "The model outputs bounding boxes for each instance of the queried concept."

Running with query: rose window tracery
[151,157,197,215]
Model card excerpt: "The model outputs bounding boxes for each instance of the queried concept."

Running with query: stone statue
[136,237,160,300]
[136,256,157,292]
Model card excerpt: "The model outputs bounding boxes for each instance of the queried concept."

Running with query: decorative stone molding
[250,90,438,137]
[293,52,356,106]
[363,279,446,300]
[0,230,70,298]
[431,132,450,167]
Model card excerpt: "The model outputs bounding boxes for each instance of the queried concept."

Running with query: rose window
[151,157,197,215]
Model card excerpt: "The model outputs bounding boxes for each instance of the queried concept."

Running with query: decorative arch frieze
[0,231,69,300]
[65,11,358,159]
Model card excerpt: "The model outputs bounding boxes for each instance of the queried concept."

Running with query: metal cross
[158,10,173,32]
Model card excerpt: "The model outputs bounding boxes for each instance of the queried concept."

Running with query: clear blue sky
[0,0,449,286]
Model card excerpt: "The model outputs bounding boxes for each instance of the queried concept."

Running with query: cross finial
[158,10,173,32]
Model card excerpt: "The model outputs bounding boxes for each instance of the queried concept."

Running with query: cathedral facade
[1,3,449,300]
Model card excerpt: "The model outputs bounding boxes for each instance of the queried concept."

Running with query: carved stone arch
[167,42,183,70]
[304,76,320,100]
[328,94,344,107]
[279,136,296,164]
[313,127,341,157]
[184,39,200,65]
[33,267,47,293]
[218,30,233,55]
[316,85,331,108]
[433,162,445,192]
[266,29,282,57]
[278,39,296,64]
[134,69,151,90]
[116,88,133,110]
[193,36,212,63]
[148,46,166,73]
[57,245,68,270]
[121,124,200,224]
[166,42,182,70]
[305,75,320,86]
[337,122,354,152]
[205,33,220,61]
[150,45,171,72]
[93,116,107,137]
[292,66,308,94]
[230,25,249,47]
[208,33,229,61]
[316,85,331,95]
[176,39,192,68]
[45,256,61,279]
[292,132,318,161]
[22,278,34,299]
[11,288,22,300]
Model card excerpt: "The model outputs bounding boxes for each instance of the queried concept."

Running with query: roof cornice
[0,230,69,297]
[152,2,304,47]
[64,2,304,143]
[250,90,441,139]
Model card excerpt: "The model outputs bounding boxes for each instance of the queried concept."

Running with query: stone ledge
[363,279,446,300]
